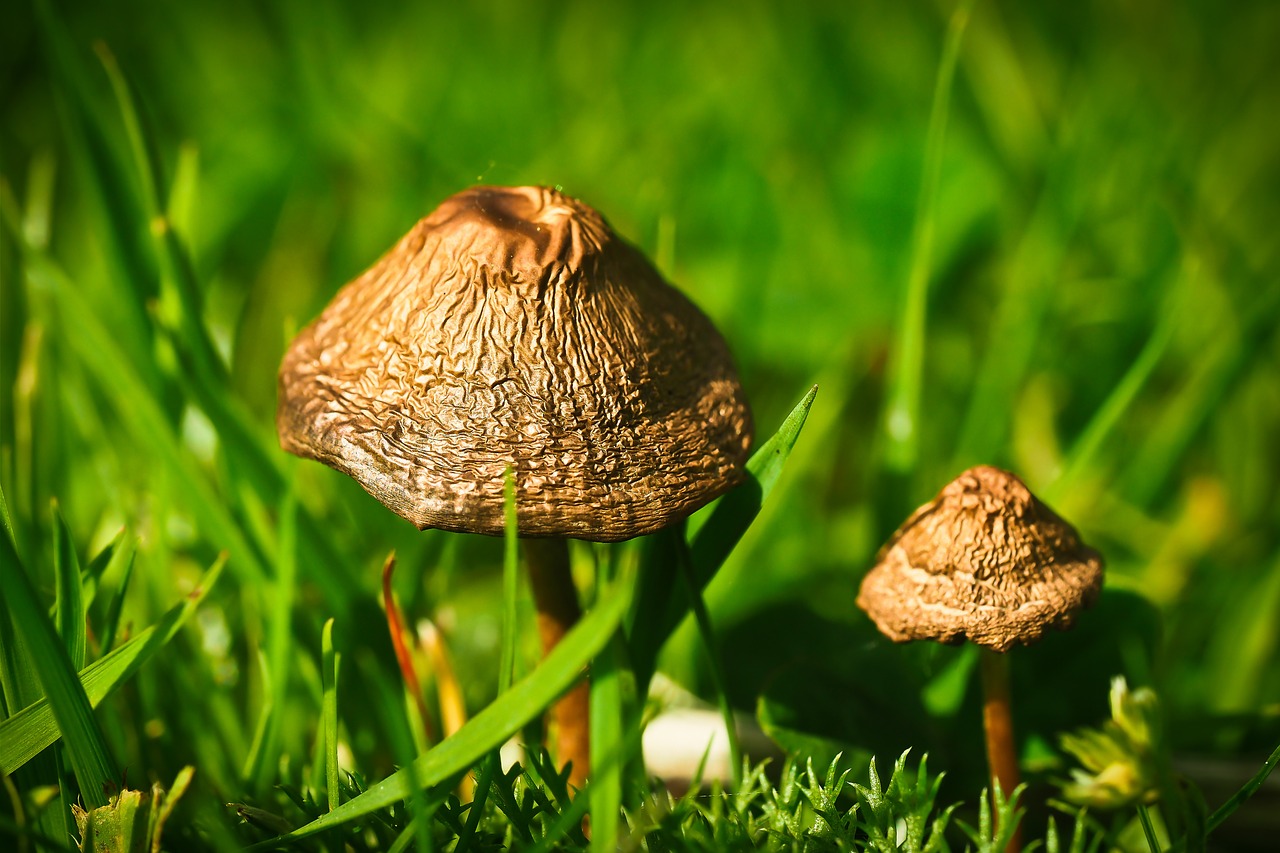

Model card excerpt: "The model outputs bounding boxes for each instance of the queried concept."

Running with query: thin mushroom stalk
[980,648,1022,853]
[523,538,591,788]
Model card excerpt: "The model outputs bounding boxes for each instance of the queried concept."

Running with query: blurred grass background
[2,0,1279,842]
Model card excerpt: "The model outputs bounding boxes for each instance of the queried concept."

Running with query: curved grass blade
[94,40,228,399]
[1122,278,1280,506]
[953,180,1074,466]
[252,561,638,847]
[29,17,352,610]
[1207,741,1280,833]
[79,528,125,618]
[51,502,86,671]
[7,245,270,587]
[0,554,226,775]
[244,479,298,794]
[881,0,974,477]
[0,518,117,807]
[98,537,137,654]
[629,384,817,687]
[32,0,163,377]
[453,466,523,852]
[94,43,352,601]
[1044,288,1179,504]
[321,618,340,813]
[0,483,15,550]
[0,485,36,720]
[686,384,819,566]
[589,630,624,853]
[674,535,741,788]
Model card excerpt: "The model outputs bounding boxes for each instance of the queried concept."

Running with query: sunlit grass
[2,0,1279,849]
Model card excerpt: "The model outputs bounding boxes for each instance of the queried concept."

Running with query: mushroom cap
[277,185,753,542]
[856,465,1104,652]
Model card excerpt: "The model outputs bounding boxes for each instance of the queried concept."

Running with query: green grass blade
[500,465,519,694]
[53,749,77,848]
[1137,803,1161,853]
[28,16,351,612]
[629,384,817,686]
[363,655,436,853]
[0,519,117,807]
[95,43,229,394]
[675,534,742,788]
[256,561,638,846]
[94,43,305,532]
[1122,280,1280,506]
[689,384,818,583]
[33,0,163,371]
[0,553,225,775]
[589,631,624,853]
[455,755,497,853]
[1044,301,1177,504]
[92,40,348,599]
[6,245,270,587]
[953,185,1071,465]
[0,485,36,719]
[79,527,124,618]
[321,618,340,813]
[0,482,16,550]
[245,477,298,793]
[881,0,974,476]
[1207,741,1280,834]
[51,501,86,671]
[98,538,137,654]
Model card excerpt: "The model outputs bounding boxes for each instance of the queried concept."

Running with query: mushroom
[277,185,753,788]
[857,465,1104,851]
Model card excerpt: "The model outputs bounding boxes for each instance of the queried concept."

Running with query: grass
[3,0,1280,849]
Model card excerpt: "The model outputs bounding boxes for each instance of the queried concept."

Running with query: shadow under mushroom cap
[856,465,1105,653]
[276,186,754,542]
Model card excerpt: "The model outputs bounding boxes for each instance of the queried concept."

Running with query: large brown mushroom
[277,185,753,788]
[857,465,1104,851]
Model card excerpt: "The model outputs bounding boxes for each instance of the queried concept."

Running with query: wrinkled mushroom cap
[277,185,753,541]
[856,465,1104,652]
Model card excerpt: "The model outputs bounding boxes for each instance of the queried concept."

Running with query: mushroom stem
[980,648,1022,853]
[522,537,590,789]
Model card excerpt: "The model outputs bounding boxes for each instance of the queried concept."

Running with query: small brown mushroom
[857,465,1104,852]
[277,185,753,788]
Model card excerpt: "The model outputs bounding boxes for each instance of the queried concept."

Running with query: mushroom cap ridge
[856,465,1104,652]
[277,185,754,541]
